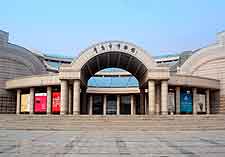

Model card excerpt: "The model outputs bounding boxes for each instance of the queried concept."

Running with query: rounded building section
[0,30,47,113]
[180,31,225,113]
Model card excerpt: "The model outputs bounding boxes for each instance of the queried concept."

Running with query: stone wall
[180,31,225,113]
[192,58,225,113]
[0,58,34,113]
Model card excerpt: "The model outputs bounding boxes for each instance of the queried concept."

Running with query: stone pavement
[0,129,225,157]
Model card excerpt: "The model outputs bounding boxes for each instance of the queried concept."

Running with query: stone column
[89,95,93,115]
[161,80,168,115]
[116,95,120,115]
[47,86,52,114]
[73,80,80,115]
[103,95,107,115]
[193,88,197,115]
[148,80,155,114]
[140,88,145,114]
[68,86,73,114]
[60,80,68,115]
[133,96,136,114]
[131,95,134,115]
[176,86,180,114]
[206,89,210,114]
[29,88,35,114]
[16,89,21,114]
[156,84,161,115]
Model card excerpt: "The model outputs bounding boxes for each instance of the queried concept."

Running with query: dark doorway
[120,95,131,114]
[106,95,117,115]
[135,95,141,114]
[93,95,103,115]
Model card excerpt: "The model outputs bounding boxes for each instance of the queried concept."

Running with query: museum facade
[0,30,225,115]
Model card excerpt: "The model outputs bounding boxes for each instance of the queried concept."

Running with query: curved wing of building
[0,31,47,113]
[0,30,224,115]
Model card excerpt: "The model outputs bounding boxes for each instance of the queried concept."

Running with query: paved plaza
[0,129,225,157]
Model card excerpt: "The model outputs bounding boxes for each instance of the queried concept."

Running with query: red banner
[52,92,60,113]
[34,93,47,113]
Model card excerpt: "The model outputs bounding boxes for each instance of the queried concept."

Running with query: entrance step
[0,114,225,131]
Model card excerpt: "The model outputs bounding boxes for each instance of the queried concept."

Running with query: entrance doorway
[120,95,131,114]
[93,95,103,115]
[106,95,117,115]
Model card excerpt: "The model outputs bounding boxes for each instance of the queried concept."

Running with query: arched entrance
[59,41,170,115]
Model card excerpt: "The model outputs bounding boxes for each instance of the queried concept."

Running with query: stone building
[0,30,224,115]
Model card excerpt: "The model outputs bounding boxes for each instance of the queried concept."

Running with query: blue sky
[0,0,225,57]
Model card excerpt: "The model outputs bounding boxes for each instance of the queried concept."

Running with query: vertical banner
[180,90,193,113]
[34,93,47,113]
[197,94,206,113]
[52,92,60,113]
[168,92,175,113]
[21,94,30,112]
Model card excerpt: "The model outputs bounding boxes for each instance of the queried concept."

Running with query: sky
[0,0,225,57]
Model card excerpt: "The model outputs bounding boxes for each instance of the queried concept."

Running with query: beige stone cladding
[180,31,225,113]
[192,58,225,113]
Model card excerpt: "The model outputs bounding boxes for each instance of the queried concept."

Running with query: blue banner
[180,90,193,113]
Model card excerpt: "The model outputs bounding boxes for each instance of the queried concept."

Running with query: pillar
[161,80,168,115]
[103,95,107,115]
[89,95,93,115]
[16,89,21,114]
[148,80,155,114]
[116,95,120,115]
[193,88,197,115]
[30,88,35,114]
[140,88,145,114]
[131,95,134,115]
[73,80,80,115]
[206,89,210,114]
[156,84,161,115]
[47,86,52,114]
[176,86,180,114]
[68,86,73,114]
[60,80,68,115]
[133,96,136,114]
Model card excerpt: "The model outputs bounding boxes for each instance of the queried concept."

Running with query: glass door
[106,95,117,115]
[120,95,131,114]
[93,95,103,115]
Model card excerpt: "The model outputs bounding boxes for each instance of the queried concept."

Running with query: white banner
[197,94,206,113]
[168,92,175,113]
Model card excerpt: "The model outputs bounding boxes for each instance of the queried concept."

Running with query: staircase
[0,114,225,131]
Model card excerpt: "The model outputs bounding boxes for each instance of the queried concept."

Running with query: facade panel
[52,92,60,113]
[21,94,30,112]
[180,89,193,113]
[34,93,47,113]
